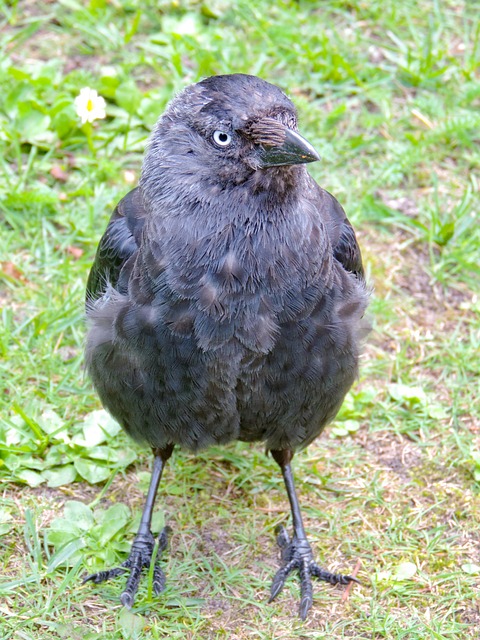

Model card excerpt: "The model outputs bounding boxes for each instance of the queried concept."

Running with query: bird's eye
[212,130,232,147]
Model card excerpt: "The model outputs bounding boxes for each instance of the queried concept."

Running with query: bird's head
[140,74,319,205]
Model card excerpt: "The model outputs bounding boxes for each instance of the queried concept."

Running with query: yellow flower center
[87,99,94,111]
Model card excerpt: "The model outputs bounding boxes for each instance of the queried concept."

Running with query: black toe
[269,527,359,619]
[83,527,170,607]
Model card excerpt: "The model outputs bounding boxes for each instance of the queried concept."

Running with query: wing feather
[86,187,146,303]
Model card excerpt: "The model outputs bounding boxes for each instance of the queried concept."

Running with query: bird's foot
[269,525,359,620]
[83,526,170,608]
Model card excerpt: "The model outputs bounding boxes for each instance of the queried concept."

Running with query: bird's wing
[329,197,364,279]
[86,187,146,303]
[309,178,364,279]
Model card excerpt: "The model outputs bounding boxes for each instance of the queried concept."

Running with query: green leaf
[87,445,136,468]
[4,82,33,116]
[43,464,77,487]
[124,9,141,44]
[72,410,120,447]
[118,608,145,637]
[389,383,427,405]
[74,459,111,484]
[353,388,378,405]
[16,469,44,487]
[52,108,77,140]
[393,561,417,580]
[375,570,392,582]
[470,450,480,464]
[37,408,68,438]
[15,105,52,143]
[63,501,94,530]
[115,79,142,115]
[427,404,449,419]
[461,563,480,575]
[163,13,200,37]
[0,509,13,536]
[331,425,348,437]
[95,503,131,544]
[331,419,360,437]
[201,3,221,19]
[47,538,86,571]
[50,623,89,640]
[46,528,79,547]
[436,221,455,246]
[3,454,44,471]
[344,419,360,432]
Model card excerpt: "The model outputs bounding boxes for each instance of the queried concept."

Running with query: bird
[83,73,369,620]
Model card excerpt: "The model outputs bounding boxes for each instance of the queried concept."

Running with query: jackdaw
[83,73,369,619]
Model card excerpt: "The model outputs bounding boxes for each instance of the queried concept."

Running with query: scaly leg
[269,449,359,620]
[84,444,174,607]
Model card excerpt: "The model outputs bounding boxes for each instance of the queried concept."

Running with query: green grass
[0,0,479,638]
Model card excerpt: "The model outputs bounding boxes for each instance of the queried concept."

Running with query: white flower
[74,87,106,124]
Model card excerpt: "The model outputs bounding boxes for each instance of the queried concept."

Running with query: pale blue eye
[213,131,232,147]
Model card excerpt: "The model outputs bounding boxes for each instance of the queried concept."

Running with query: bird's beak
[258,128,320,168]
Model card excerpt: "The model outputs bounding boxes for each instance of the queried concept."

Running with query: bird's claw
[269,525,359,620]
[83,527,170,608]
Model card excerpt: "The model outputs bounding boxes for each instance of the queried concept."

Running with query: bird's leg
[83,444,174,608]
[269,449,359,620]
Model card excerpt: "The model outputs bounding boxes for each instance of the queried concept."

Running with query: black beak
[258,128,320,168]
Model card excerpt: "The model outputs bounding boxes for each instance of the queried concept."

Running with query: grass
[0,0,479,638]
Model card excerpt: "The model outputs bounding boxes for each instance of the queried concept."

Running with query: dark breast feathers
[86,186,368,452]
